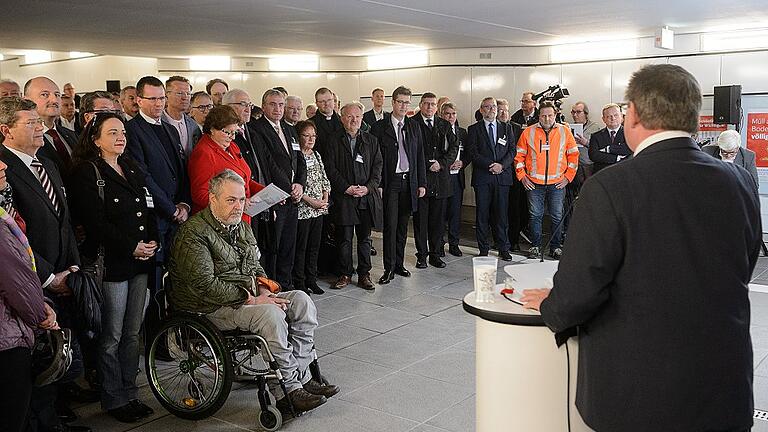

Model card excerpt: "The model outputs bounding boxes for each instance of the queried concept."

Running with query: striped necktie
[30,157,61,214]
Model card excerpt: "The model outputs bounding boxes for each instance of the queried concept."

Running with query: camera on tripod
[533,85,570,123]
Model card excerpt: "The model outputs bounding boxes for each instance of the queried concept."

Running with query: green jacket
[168,207,266,314]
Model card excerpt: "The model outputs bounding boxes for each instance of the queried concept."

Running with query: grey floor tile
[754,419,768,432]
[430,279,474,300]
[389,293,460,316]
[341,307,425,333]
[387,315,474,347]
[341,372,473,423]
[426,395,475,432]
[337,285,426,306]
[407,425,452,432]
[283,398,418,432]
[334,333,447,369]
[449,337,476,353]
[427,304,476,326]
[403,349,475,388]
[315,322,380,353]
[756,375,768,410]
[134,415,252,432]
[313,295,383,322]
[319,353,397,396]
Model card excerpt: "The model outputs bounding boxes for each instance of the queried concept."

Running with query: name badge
[497,137,507,146]
[143,187,155,209]
[306,158,316,168]
[355,154,364,163]
[459,144,464,151]
[541,144,551,151]
[291,141,301,151]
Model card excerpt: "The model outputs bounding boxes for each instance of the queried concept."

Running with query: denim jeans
[527,184,566,249]
[98,274,148,410]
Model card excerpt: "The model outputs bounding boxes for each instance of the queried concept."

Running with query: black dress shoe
[378,271,394,284]
[303,379,341,398]
[499,251,513,261]
[478,250,489,257]
[429,257,446,268]
[107,404,143,423]
[307,283,325,294]
[393,267,411,277]
[56,404,78,423]
[415,258,427,269]
[277,388,327,413]
[448,245,463,257]
[370,245,378,256]
[129,399,154,417]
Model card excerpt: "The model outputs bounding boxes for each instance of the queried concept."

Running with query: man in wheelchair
[167,169,339,414]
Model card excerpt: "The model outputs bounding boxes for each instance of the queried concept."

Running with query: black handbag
[80,161,106,287]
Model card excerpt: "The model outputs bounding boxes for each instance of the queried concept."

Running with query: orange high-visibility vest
[515,123,579,185]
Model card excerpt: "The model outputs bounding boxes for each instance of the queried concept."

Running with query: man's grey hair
[572,101,590,115]
[440,101,456,114]
[262,88,284,106]
[222,89,249,105]
[601,103,621,115]
[625,63,701,134]
[120,85,136,97]
[0,97,37,144]
[0,79,19,87]
[80,90,113,113]
[340,101,364,116]
[286,95,302,105]
[496,98,509,107]
[209,169,245,196]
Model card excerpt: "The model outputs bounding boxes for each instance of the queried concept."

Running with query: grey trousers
[206,290,318,398]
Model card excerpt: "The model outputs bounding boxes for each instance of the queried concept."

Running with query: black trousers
[336,209,373,277]
[474,183,510,253]
[0,347,32,432]
[294,215,324,290]
[252,215,277,279]
[414,194,446,259]
[507,180,528,248]
[444,175,464,248]
[383,175,413,271]
[274,203,298,290]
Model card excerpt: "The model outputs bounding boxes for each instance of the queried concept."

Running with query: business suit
[540,137,760,432]
[412,112,458,262]
[371,115,426,274]
[511,108,538,126]
[324,130,383,277]
[363,109,386,130]
[504,121,526,250]
[38,123,79,178]
[588,126,632,173]
[466,119,516,254]
[311,111,343,157]
[163,111,202,158]
[702,144,759,187]
[250,116,307,290]
[444,124,469,250]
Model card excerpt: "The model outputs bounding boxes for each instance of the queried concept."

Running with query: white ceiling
[1,0,767,58]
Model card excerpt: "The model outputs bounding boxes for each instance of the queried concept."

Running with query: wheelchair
[145,309,330,431]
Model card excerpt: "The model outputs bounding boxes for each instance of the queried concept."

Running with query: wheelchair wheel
[256,405,282,431]
[146,316,233,420]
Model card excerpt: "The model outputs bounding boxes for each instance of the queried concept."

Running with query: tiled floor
[70,235,768,432]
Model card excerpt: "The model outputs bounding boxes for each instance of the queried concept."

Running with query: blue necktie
[488,122,497,159]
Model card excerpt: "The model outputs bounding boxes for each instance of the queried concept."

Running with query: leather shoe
[415,258,427,269]
[499,251,513,261]
[129,399,154,417]
[378,271,394,284]
[303,379,341,398]
[108,404,143,423]
[307,283,325,295]
[478,250,489,257]
[428,257,446,268]
[370,245,378,256]
[332,275,351,289]
[277,388,327,413]
[448,245,463,257]
[358,274,375,290]
[394,267,411,277]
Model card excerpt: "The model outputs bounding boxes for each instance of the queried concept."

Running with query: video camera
[533,85,570,123]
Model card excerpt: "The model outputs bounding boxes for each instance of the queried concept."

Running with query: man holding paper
[522,64,761,432]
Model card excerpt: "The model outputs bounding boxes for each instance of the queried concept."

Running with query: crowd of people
[0,70,759,432]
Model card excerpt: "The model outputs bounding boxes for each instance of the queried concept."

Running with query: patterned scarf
[0,184,13,212]
[0,206,36,271]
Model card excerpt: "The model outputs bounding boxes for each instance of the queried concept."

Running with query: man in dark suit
[466,97,516,261]
[411,92,458,268]
[311,87,343,157]
[59,94,81,134]
[250,89,307,290]
[510,91,538,126]
[702,129,759,187]
[363,87,387,127]
[163,75,202,158]
[324,102,383,290]
[588,103,632,173]
[439,102,470,257]
[371,86,426,284]
[523,64,760,432]
[0,97,92,432]
[23,76,79,177]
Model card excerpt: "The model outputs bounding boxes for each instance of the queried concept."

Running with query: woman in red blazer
[188,105,264,221]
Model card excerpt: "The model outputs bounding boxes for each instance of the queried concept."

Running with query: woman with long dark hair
[68,112,157,423]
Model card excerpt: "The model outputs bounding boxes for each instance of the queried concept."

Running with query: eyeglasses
[192,104,214,111]
[220,129,239,137]
[300,133,317,139]
[20,118,44,128]
[393,100,411,106]
[228,101,251,108]
[571,110,584,114]
[85,109,121,115]
[720,149,739,156]
[139,96,167,103]
[168,91,192,98]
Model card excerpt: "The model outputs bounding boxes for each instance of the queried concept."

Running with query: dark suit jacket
[412,113,459,198]
[38,124,79,177]
[588,126,632,173]
[310,112,343,157]
[370,116,427,212]
[540,137,760,432]
[324,130,383,229]
[68,157,157,281]
[466,119,516,186]
[163,112,202,158]
[124,114,190,226]
[449,125,470,189]
[250,116,307,194]
[511,108,538,126]
[702,144,759,187]
[241,119,274,187]
[363,109,386,130]
[0,146,80,283]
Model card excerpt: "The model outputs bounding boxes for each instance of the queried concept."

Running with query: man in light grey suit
[163,75,202,158]
[702,129,759,187]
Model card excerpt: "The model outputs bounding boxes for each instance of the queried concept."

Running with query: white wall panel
[668,55,721,95]
[392,68,430,95]
[468,67,515,124]
[327,73,360,107]
[359,70,395,106]
[611,58,667,102]
[721,51,768,93]
[428,67,472,124]
[561,62,612,125]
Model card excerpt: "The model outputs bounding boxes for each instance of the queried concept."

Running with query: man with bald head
[0,79,21,97]
[24,76,78,176]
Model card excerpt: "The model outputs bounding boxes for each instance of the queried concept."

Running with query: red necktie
[610,130,616,144]
[46,129,72,167]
